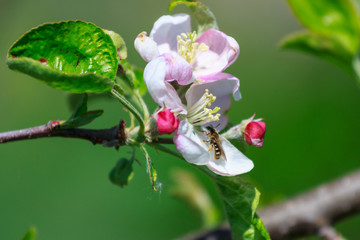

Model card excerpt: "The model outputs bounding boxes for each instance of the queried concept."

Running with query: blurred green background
[1,0,360,239]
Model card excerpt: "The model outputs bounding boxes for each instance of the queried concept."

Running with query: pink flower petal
[150,14,191,54]
[162,53,194,85]
[194,29,240,77]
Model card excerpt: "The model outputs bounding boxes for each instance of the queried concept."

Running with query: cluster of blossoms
[134,14,266,176]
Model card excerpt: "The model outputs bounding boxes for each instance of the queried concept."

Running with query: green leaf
[168,0,218,34]
[109,158,134,188]
[281,31,354,76]
[21,226,37,240]
[215,176,270,240]
[133,66,147,96]
[140,145,160,191]
[7,21,118,93]
[103,29,128,60]
[62,94,103,128]
[288,0,360,54]
[115,60,148,115]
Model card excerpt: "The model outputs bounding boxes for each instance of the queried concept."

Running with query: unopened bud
[222,114,266,148]
[156,109,179,135]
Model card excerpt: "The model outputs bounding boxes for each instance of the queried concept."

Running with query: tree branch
[0,120,127,148]
[179,169,360,240]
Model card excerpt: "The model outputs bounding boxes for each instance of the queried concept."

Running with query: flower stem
[135,90,150,122]
[111,88,145,138]
[147,142,217,178]
[147,142,184,160]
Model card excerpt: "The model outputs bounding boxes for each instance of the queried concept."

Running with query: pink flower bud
[244,120,266,148]
[156,109,179,135]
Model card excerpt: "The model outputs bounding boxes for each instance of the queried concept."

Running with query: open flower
[135,14,252,176]
[135,13,241,120]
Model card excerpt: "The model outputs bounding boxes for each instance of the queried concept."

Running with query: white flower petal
[134,32,160,62]
[144,57,186,114]
[206,136,254,176]
[174,120,210,165]
[186,74,240,108]
[150,14,191,54]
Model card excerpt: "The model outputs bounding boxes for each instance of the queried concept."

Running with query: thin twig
[180,169,360,240]
[0,120,127,148]
[154,137,174,144]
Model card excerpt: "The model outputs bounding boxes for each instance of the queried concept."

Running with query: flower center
[186,89,221,126]
[177,32,209,66]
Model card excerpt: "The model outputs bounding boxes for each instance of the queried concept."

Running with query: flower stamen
[177,31,209,66]
[187,89,221,126]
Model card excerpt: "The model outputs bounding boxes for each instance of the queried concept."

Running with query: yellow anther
[177,31,209,65]
[212,107,220,114]
[199,43,209,52]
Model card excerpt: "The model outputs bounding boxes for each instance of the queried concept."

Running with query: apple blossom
[135,14,253,176]
[135,13,241,118]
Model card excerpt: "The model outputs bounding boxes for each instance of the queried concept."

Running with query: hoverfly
[202,126,226,161]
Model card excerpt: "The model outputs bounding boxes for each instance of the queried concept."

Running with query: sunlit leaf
[168,0,218,34]
[288,0,360,54]
[281,31,354,76]
[103,29,128,60]
[7,21,118,93]
[109,158,134,188]
[215,176,270,240]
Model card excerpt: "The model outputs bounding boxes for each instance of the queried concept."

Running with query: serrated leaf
[103,29,128,60]
[21,226,37,240]
[109,158,134,188]
[288,0,360,54]
[281,31,354,75]
[62,94,103,128]
[168,0,218,34]
[7,21,118,93]
[215,176,270,240]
